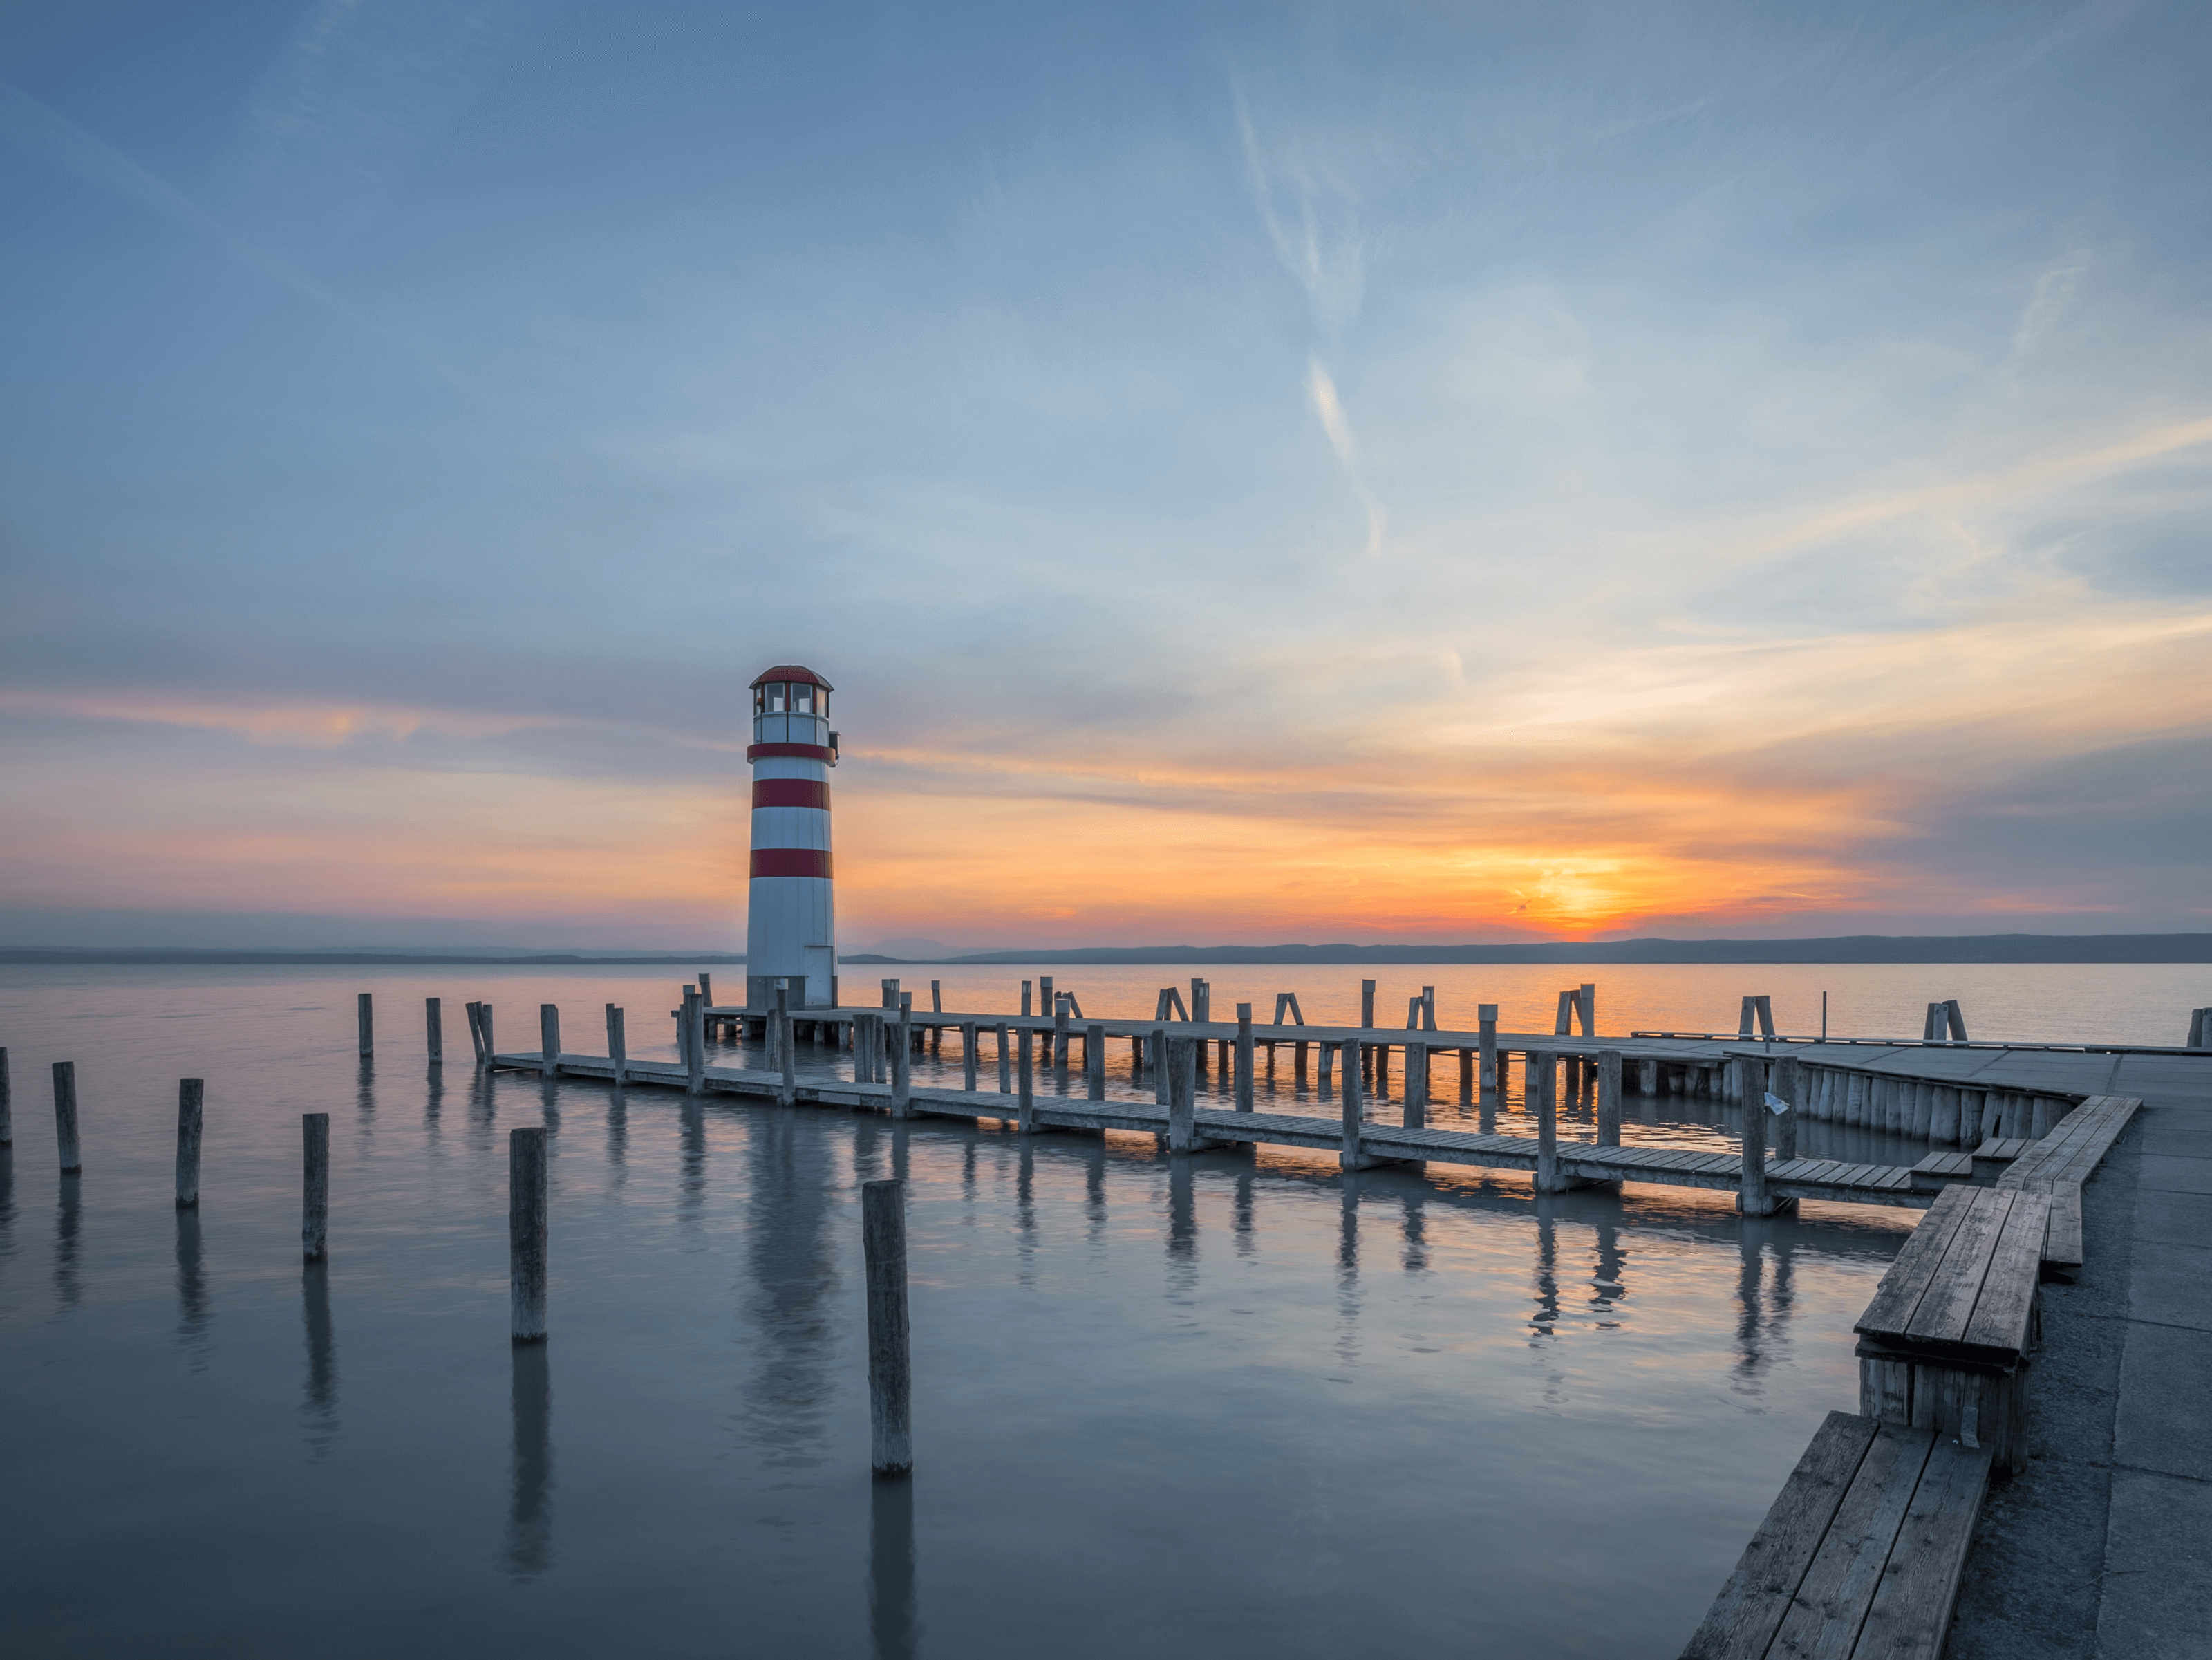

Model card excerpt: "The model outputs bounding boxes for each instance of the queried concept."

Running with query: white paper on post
[1763,1091,1792,1115]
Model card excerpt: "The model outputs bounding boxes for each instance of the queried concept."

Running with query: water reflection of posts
[302,1112,329,1260]
[301,1259,339,1457]
[862,1180,913,1477]
[1734,1230,1766,1386]
[507,1341,554,1578]
[1530,1206,1560,1339]
[176,1079,203,1206]
[53,1062,82,1174]
[511,1127,548,1343]
[869,1473,919,1660]
[1591,1219,1624,1322]
[175,1206,211,1365]
[53,1170,82,1310]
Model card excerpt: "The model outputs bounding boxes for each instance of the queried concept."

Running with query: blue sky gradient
[3,1,2207,949]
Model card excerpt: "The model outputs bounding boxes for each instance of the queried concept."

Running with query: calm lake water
[1,961,2193,1657]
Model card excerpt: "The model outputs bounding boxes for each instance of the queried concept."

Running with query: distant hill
[843,934,2212,966]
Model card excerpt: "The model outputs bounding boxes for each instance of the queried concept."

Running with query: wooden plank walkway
[489,1049,1939,1208]
[1682,1411,1993,1659]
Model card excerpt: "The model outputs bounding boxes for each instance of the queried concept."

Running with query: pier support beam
[53,1061,82,1175]
[302,1112,329,1259]
[176,1079,203,1207]
[863,1179,913,1477]
[510,1126,547,1342]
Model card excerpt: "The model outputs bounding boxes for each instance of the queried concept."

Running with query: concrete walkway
[1948,1050,2212,1659]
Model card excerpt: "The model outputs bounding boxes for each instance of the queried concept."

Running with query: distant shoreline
[5,933,2209,967]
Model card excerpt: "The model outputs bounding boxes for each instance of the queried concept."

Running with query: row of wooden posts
[0,1036,919,1477]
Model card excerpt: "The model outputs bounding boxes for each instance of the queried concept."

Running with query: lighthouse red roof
[749,664,833,691]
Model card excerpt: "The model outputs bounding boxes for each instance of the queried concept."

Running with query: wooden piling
[53,1061,81,1173]
[1168,1036,1201,1153]
[698,973,713,1010]
[0,1046,10,1146]
[1017,1028,1034,1132]
[1578,983,1596,1037]
[480,1004,495,1065]
[426,998,443,1065]
[930,980,942,1014]
[606,1005,627,1084]
[890,1004,911,1119]
[1360,980,1376,1029]
[509,1126,547,1342]
[1151,1027,1169,1105]
[1457,1047,1473,1103]
[861,1179,913,1477]
[1087,1024,1106,1102]
[996,1023,1011,1093]
[1597,1050,1622,1146]
[962,1022,979,1092]
[684,988,706,1095]
[1340,1041,1366,1171]
[780,984,800,1106]
[1040,976,1055,1032]
[1532,1051,1564,1191]
[176,1079,203,1206]
[539,1004,561,1078]
[1478,1005,1499,1094]
[302,1112,329,1259]
[1020,982,1031,1017]
[1053,995,1070,1067]
[357,991,373,1057]
[1235,1005,1255,1112]
[1736,1063,1772,1215]
[1404,1041,1427,1130]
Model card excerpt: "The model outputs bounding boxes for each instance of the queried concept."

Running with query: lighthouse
[744,664,839,1009]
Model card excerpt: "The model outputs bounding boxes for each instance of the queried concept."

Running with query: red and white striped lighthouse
[744,664,839,1009]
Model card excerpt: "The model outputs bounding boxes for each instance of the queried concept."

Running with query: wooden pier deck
[489,1046,1944,1208]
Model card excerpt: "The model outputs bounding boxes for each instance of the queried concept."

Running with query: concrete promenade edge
[1947,1051,2212,1659]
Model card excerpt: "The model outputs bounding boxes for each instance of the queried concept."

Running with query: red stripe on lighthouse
[751,849,834,879]
[752,778,830,810]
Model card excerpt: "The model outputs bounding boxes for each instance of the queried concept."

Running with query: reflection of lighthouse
[745,665,838,1009]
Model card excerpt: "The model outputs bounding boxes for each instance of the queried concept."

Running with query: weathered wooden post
[1016,1027,1035,1132]
[685,987,707,1095]
[930,980,941,1014]
[176,1079,203,1206]
[1151,1027,1169,1105]
[1578,983,1596,1037]
[881,978,899,1009]
[1087,1024,1106,1101]
[1360,980,1376,1029]
[1532,1051,1565,1192]
[1020,981,1032,1017]
[605,1005,627,1084]
[1375,1041,1390,1098]
[1637,1057,1658,1095]
[1457,1047,1473,1103]
[780,983,801,1106]
[1597,1050,1622,1146]
[995,1022,1012,1093]
[1053,994,1071,1068]
[961,1021,979,1092]
[1168,1036,1203,1153]
[890,1002,912,1119]
[302,1112,329,1259]
[479,1004,495,1065]
[1404,1040,1427,1130]
[1478,1005,1499,1096]
[1737,1061,1772,1215]
[357,991,373,1056]
[425,998,443,1066]
[510,1126,547,1342]
[1318,1040,1335,1097]
[466,1002,484,1065]
[698,973,713,1010]
[0,1046,11,1146]
[1772,1055,1799,1162]
[539,1005,561,1078]
[862,1179,912,1477]
[53,1061,82,1174]
[1038,976,1055,1031]
[1235,1005,1255,1112]
[1340,1040,1372,1171]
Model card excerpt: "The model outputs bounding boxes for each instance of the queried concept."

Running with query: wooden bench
[1994,1094,2140,1283]
[1854,1183,2048,1475]
[1680,1410,1993,1658]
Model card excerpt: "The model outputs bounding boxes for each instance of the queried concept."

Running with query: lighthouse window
[767,684,788,714]
[794,684,814,714]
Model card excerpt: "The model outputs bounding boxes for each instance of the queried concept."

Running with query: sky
[1,0,2208,953]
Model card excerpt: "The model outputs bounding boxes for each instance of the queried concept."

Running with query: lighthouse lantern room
[744,664,838,1009]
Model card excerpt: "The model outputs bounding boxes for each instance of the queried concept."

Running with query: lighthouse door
[803,946,835,1009]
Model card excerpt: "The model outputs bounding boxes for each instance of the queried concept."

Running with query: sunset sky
[3,1,2207,951]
